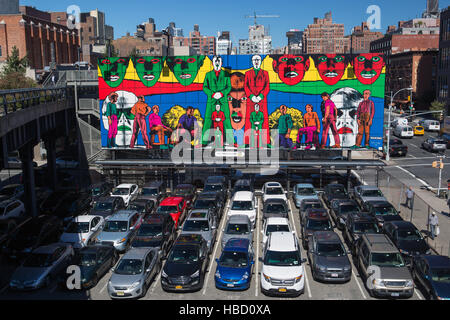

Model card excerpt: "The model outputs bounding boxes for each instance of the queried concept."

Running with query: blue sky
[21,0,448,48]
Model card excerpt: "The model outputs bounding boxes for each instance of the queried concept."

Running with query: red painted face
[273,55,310,85]
[352,53,384,85]
[315,54,346,86]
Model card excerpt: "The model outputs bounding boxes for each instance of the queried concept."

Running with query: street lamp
[386,87,413,162]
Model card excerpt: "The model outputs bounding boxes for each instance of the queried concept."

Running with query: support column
[347,150,353,191]
[19,143,37,218]
[44,136,58,190]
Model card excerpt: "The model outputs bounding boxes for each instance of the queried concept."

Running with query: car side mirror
[110,267,115,272]
[215,258,219,263]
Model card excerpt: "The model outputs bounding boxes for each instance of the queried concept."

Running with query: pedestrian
[405,187,414,209]
[51,74,56,86]
[429,211,439,240]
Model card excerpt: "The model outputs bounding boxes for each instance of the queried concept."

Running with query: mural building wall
[98,53,386,151]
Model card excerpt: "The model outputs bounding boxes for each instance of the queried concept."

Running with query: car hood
[262,265,303,279]
[362,196,387,203]
[397,240,429,254]
[228,210,255,217]
[97,231,127,242]
[181,231,211,242]
[295,195,319,203]
[90,209,111,217]
[378,267,413,280]
[11,266,49,283]
[60,233,87,244]
[217,265,249,280]
[378,215,403,223]
[164,262,200,277]
[264,195,287,202]
[222,233,252,245]
[109,273,142,287]
[316,255,351,269]
[131,236,162,249]
[431,281,450,299]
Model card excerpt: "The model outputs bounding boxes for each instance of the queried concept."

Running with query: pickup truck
[387,139,408,157]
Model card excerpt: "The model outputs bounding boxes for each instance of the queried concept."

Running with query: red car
[156,197,187,228]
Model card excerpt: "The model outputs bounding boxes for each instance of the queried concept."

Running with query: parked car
[9,243,74,291]
[342,212,381,255]
[301,209,334,249]
[322,184,349,207]
[94,210,143,253]
[260,232,306,297]
[58,245,118,290]
[56,192,93,224]
[329,199,360,230]
[419,119,440,132]
[227,191,257,228]
[394,125,414,139]
[214,238,255,291]
[422,138,447,153]
[353,186,387,211]
[354,233,414,299]
[383,221,431,266]
[261,217,292,247]
[413,126,425,136]
[262,198,289,221]
[90,197,126,219]
[411,255,450,300]
[156,197,187,229]
[0,199,25,221]
[300,208,328,226]
[204,176,228,196]
[193,192,224,221]
[299,199,324,221]
[0,184,24,202]
[127,198,155,218]
[108,247,161,299]
[110,184,139,207]
[0,217,32,252]
[366,201,403,228]
[221,215,253,249]
[172,184,197,208]
[232,179,254,197]
[307,231,352,283]
[180,210,217,254]
[293,183,319,208]
[59,215,105,249]
[90,182,114,206]
[138,181,166,205]
[161,234,210,292]
[130,214,176,258]
[388,139,408,157]
[262,182,287,203]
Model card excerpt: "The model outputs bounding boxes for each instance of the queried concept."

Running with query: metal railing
[0,86,68,117]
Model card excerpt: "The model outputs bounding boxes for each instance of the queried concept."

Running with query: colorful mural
[98,53,386,150]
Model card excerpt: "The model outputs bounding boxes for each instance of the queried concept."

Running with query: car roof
[96,197,118,203]
[422,255,450,268]
[160,197,184,205]
[142,214,166,224]
[234,179,252,186]
[122,247,153,260]
[33,243,68,254]
[115,184,136,188]
[175,234,204,245]
[267,232,297,252]
[73,215,98,223]
[264,198,287,205]
[386,221,417,230]
[79,245,112,253]
[188,211,209,220]
[351,212,377,222]
[363,234,398,253]
[295,183,314,188]
[266,217,290,225]
[233,191,253,201]
[110,210,138,220]
[223,238,250,252]
[368,201,392,207]
[197,192,219,199]
[227,215,251,224]
[314,231,341,243]
[265,182,282,187]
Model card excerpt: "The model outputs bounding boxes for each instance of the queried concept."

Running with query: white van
[394,125,414,139]
[392,118,408,129]
[227,191,257,227]
[419,120,440,132]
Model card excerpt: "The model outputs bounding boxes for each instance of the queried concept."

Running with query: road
[0,194,424,301]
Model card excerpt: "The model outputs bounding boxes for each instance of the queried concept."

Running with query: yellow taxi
[413,125,425,136]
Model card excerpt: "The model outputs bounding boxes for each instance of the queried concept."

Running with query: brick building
[113,34,167,57]
[437,6,450,112]
[174,25,215,55]
[0,6,80,71]
[346,22,383,54]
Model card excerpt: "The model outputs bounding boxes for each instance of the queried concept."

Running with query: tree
[430,100,445,120]
[0,46,36,89]
[2,46,28,75]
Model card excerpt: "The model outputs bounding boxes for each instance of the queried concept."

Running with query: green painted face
[132,56,165,87]
[98,57,129,88]
[166,56,206,86]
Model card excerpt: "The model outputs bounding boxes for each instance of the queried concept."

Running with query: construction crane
[245,11,280,26]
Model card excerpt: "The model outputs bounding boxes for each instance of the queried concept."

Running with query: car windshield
[430,268,450,283]
[140,188,158,196]
[183,220,210,232]
[266,224,290,236]
[370,253,405,267]
[362,190,383,197]
[317,243,346,257]
[112,188,129,196]
[306,219,332,231]
[397,229,423,241]
[234,186,251,193]
[94,202,112,210]
[114,259,143,275]
[340,204,359,214]
[157,206,178,214]
[204,184,221,192]
[297,188,315,196]
[91,188,102,197]
[174,188,192,196]
[266,187,283,195]
[231,201,253,211]
[332,187,347,196]
[138,224,162,237]
[194,200,213,209]
[354,222,380,234]
[303,203,322,211]
[103,220,128,232]
[265,204,287,214]
[220,251,249,268]
[128,204,145,212]
[23,253,52,268]
[78,253,97,267]
[264,250,300,267]
[65,222,90,234]
[168,247,199,264]
[373,205,398,215]
[226,223,249,234]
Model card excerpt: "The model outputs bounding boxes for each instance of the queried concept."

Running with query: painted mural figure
[176,106,199,145]
[320,92,341,149]
[98,58,129,88]
[227,72,247,148]
[351,53,385,85]
[202,56,232,145]
[105,92,119,148]
[212,104,226,147]
[278,105,293,149]
[270,54,310,85]
[166,56,206,87]
[250,104,265,149]
[132,56,165,87]
[355,89,375,149]
[244,55,270,146]
[295,104,320,150]
[148,105,172,146]
[313,54,347,86]
[130,96,152,149]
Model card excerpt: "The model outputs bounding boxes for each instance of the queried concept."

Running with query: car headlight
[241,272,249,281]
[215,270,221,279]
[263,273,271,282]
[399,249,410,256]
[130,280,141,289]
[161,270,168,278]
[191,270,200,278]
[10,280,20,286]
[405,280,414,287]
[117,238,127,244]
[295,275,303,283]
[318,265,326,272]
[372,279,385,287]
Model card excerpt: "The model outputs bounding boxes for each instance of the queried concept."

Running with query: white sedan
[0,200,25,220]
[110,184,139,207]
[262,182,288,203]
[60,215,105,249]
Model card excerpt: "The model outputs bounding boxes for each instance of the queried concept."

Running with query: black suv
[90,197,125,218]
[161,234,210,292]
[131,214,176,258]
[90,182,114,205]
[322,184,349,207]
[383,221,431,266]
[127,198,156,218]
[301,210,334,249]
[232,179,254,197]
[299,199,324,221]
[329,199,360,229]
[173,184,197,209]
[343,212,381,255]
[203,176,228,199]
[193,192,224,221]
[139,181,167,205]
[366,201,403,228]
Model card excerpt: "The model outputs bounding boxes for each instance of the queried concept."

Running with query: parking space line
[414,288,424,300]
[148,271,162,297]
[352,270,367,300]
[99,279,108,294]
[255,197,261,298]
[0,285,8,294]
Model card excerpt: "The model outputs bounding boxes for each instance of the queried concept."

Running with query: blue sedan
[412,255,450,300]
[214,239,254,291]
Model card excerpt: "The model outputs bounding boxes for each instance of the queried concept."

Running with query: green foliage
[430,100,445,119]
[1,46,28,75]
[0,46,36,90]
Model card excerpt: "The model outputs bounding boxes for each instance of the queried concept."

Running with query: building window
[0,45,2,57]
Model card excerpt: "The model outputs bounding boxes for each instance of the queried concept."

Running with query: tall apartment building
[302,12,348,54]
[216,31,232,55]
[174,25,215,55]
[437,6,450,111]
[346,22,383,54]
[239,24,272,55]
[286,29,303,54]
